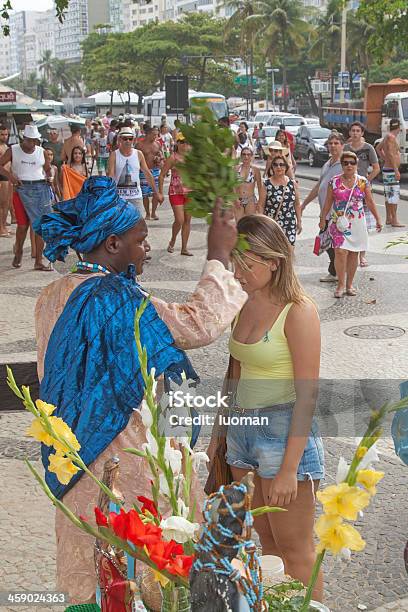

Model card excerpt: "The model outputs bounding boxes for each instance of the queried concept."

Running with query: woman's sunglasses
[342,160,357,166]
[272,162,286,168]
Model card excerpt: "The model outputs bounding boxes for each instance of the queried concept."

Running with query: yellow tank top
[229,303,296,409]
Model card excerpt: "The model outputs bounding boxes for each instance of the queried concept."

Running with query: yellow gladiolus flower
[356,469,385,495]
[26,418,54,446]
[49,417,81,454]
[317,483,370,520]
[356,446,368,460]
[35,399,56,416]
[48,454,80,485]
[315,514,366,555]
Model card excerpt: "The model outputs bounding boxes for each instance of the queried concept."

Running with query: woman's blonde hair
[233,215,307,305]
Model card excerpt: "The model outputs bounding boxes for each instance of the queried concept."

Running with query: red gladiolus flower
[79,514,88,522]
[137,495,159,518]
[94,506,108,527]
[109,508,129,540]
[126,509,162,548]
[167,554,195,577]
[148,541,172,570]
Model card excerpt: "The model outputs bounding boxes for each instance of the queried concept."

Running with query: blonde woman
[208,215,324,601]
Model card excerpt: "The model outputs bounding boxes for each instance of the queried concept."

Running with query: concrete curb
[296,171,408,201]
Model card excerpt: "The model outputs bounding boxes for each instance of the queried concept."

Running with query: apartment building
[54,0,109,63]
[0,33,11,78]
[9,10,55,78]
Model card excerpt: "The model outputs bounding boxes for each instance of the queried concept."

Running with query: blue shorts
[226,403,324,480]
[16,182,53,225]
[140,167,159,197]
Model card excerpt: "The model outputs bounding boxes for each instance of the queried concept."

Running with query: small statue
[94,457,146,612]
[190,473,265,612]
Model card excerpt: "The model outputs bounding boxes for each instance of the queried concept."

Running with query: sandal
[34,262,54,272]
[181,250,193,257]
[167,243,175,253]
[152,215,159,221]
[346,287,357,296]
[359,258,369,268]
[334,288,345,299]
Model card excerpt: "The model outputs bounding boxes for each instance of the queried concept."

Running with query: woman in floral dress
[320,151,382,298]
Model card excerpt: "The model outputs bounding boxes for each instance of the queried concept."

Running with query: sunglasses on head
[272,162,286,168]
[342,160,357,166]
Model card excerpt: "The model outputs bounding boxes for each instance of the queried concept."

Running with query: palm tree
[52,59,74,95]
[346,10,375,87]
[309,0,341,102]
[248,0,309,111]
[38,49,54,83]
[222,0,257,114]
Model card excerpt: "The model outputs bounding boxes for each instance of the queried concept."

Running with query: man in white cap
[107,126,159,216]
[0,124,53,270]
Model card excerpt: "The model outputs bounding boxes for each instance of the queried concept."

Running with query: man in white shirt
[0,125,53,270]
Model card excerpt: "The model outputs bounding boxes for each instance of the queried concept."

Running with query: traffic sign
[234,75,257,86]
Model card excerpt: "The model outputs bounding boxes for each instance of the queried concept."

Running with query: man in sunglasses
[107,127,160,216]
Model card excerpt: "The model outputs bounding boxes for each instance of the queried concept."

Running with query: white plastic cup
[259,554,285,578]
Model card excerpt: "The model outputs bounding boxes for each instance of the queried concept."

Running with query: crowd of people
[1,109,404,607]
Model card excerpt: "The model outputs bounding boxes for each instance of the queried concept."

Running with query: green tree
[249,0,310,111]
[309,0,341,101]
[357,0,408,62]
[38,49,54,83]
[222,0,257,113]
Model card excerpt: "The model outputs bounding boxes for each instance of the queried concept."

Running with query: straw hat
[119,127,134,138]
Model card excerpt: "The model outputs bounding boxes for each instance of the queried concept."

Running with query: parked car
[303,117,321,126]
[260,126,280,158]
[269,115,306,135]
[294,125,332,166]
[254,111,289,125]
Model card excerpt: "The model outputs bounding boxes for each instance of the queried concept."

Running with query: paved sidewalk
[0,190,407,611]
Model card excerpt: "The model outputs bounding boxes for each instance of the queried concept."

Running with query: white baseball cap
[23,124,42,140]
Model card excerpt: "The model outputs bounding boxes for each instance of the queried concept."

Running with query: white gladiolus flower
[159,473,170,497]
[139,400,153,428]
[359,443,380,470]
[176,437,193,452]
[336,456,349,484]
[164,439,182,475]
[177,499,190,518]
[191,451,209,473]
[142,428,158,458]
[150,367,157,396]
[340,547,351,561]
[160,515,199,543]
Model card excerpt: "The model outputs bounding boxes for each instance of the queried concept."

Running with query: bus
[143,90,228,128]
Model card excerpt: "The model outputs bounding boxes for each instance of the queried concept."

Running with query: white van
[254,111,285,125]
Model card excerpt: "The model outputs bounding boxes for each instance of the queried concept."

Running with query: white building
[54,0,110,63]
[9,10,55,78]
[109,0,124,32]
[0,33,11,78]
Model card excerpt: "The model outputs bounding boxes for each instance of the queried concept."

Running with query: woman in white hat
[0,124,54,270]
[264,140,295,179]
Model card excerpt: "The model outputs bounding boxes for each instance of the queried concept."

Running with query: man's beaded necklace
[71,261,111,274]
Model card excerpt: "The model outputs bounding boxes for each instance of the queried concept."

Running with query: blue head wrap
[34,176,142,262]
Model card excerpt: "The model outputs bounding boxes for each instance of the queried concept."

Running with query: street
[0,172,408,612]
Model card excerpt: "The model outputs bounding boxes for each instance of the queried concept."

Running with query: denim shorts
[17,182,53,224]
[226,403,325,480]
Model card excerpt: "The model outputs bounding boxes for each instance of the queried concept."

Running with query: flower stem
[301,550,325,612]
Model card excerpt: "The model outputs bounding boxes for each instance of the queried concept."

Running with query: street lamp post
[339,2,348,104]
[266,68,279,111]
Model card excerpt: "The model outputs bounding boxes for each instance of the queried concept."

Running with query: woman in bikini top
[235,147,265,221]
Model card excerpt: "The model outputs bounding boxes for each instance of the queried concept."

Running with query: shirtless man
[0,125,10,236]
[137,126,163,220]
[376,118,403,227]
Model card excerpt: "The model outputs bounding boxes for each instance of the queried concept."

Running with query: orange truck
[320,81,408,169]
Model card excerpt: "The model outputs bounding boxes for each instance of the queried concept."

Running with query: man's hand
[395,169,401,181]
[9,174,21,186]
[207,198,238,268]
[156,192,164,204]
